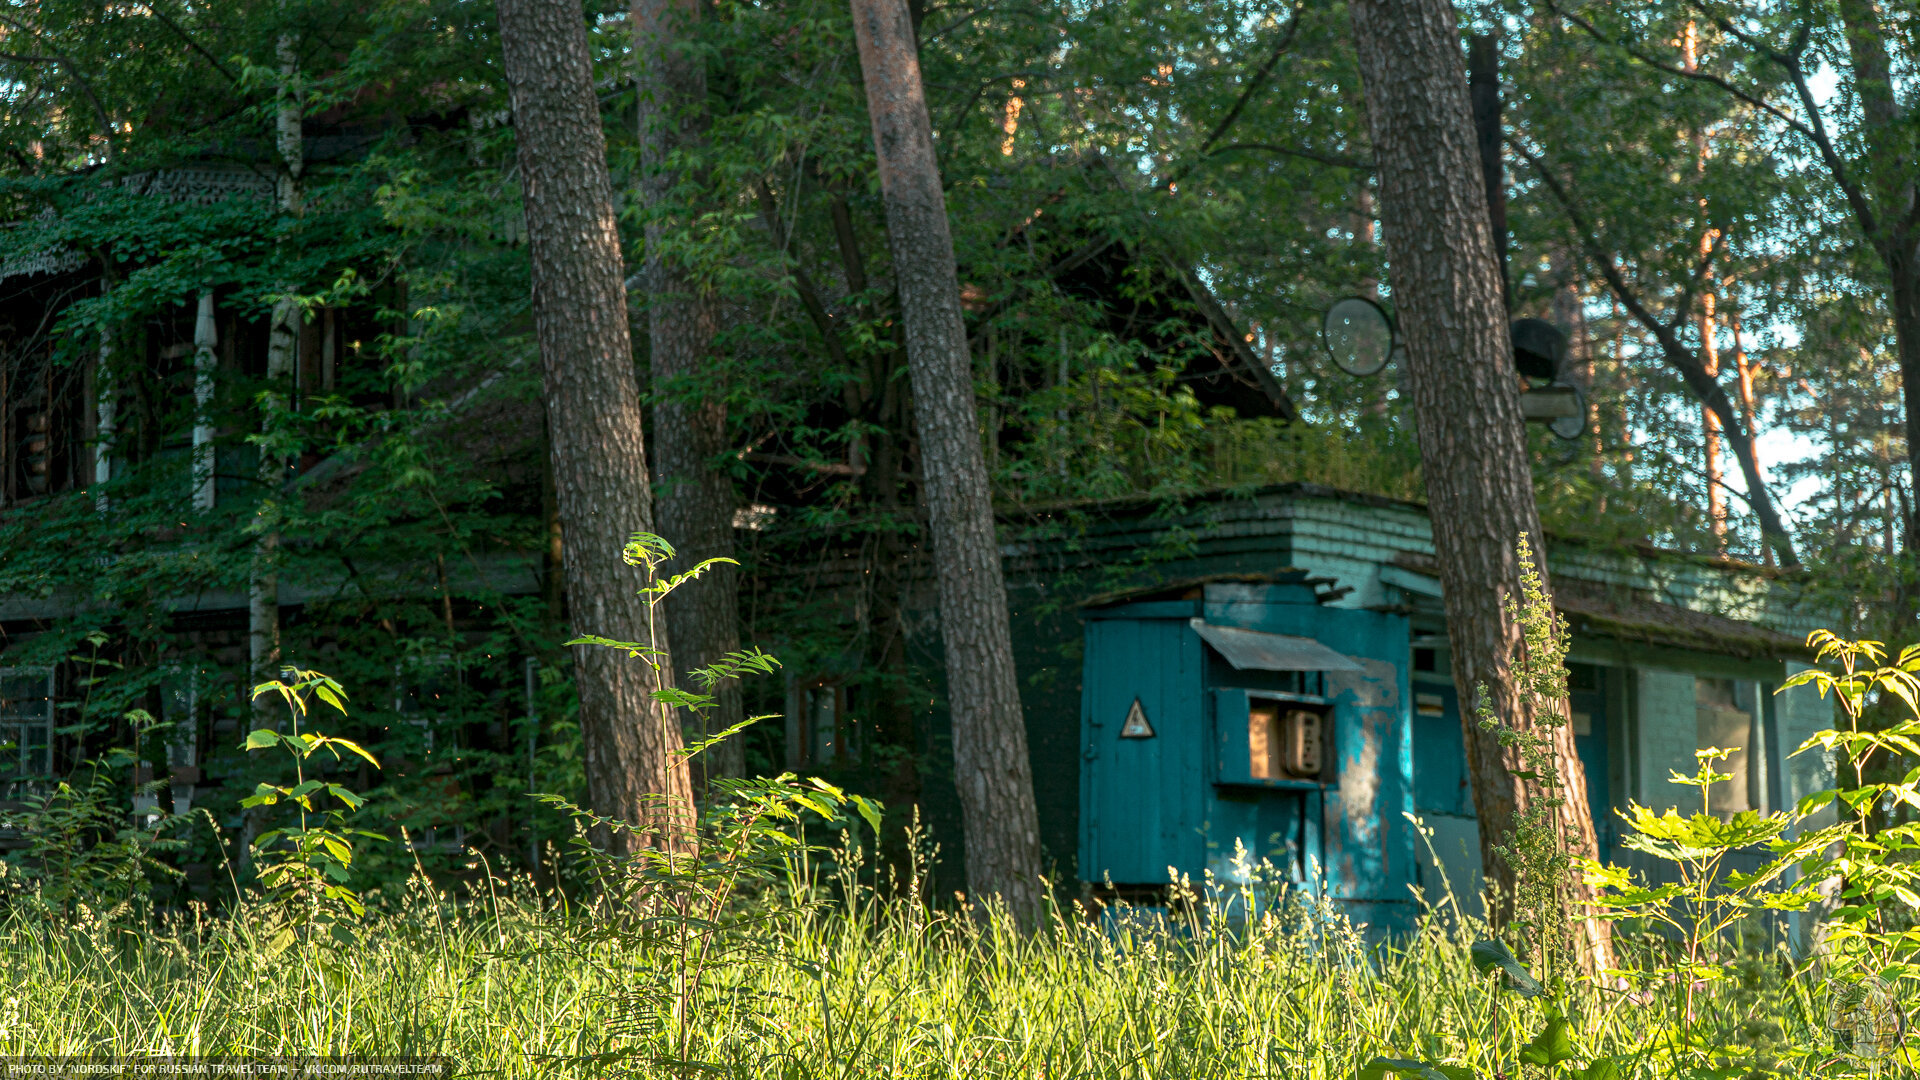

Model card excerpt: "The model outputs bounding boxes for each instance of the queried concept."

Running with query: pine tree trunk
[633,0,744,782]
[1347,0,1614,976]
[1830,0,1918,607]
[1894,269,1920,573]
[497,0,693,849]
[848,0,1043,918]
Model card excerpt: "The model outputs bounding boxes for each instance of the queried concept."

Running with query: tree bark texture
[633,0,744,782]
[1466,34,1508,310]
[191,291,217,512]
[848,0,1044,917]
[1835,0,1920,597]
[498,0,693,848]
[241,36,303,871]
[1347,0,1614,975]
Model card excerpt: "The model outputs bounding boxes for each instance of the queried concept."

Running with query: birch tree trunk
[240,34,303,871]
[254,32,302,692]
[848,0,1043,918]
[92,303,113,513]
[498,0,693,848]
[1347,0,1614,977]
[633,0,744,782]
[192,291,217,512]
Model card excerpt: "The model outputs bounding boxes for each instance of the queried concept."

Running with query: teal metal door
[1569,668,1612,853]
[1079,615,1206,886]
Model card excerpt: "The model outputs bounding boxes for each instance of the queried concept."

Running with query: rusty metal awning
[1189,618,1363,671]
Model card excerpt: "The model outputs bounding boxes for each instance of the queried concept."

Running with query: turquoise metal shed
[997,485,1835,933]
[1079,577,1415,929]
[787,483,1838,936]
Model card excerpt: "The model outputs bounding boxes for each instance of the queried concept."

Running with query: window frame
[0,665,56,801]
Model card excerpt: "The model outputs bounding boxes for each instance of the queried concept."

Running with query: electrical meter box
[1078,576,1414,928]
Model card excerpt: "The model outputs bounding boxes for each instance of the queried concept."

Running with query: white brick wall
[1635,669,1702,813]
[1776,661,1838,827]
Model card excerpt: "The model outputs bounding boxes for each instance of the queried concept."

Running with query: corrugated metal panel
[1189,618,1363,671]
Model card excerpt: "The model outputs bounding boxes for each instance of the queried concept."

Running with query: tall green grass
[0,849,1838,1079]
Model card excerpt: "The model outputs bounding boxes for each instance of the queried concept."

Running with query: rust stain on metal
[1327,657,1399,887]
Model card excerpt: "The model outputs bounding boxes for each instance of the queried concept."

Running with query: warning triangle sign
[1119,698,1155,738]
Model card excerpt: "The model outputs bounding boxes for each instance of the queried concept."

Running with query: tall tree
[1345,1,1614,973]
[497,0,693,846]
[633,0,745,780]
[1534,1,1914,568]
[847,0,1044,916]
[240,30,305,869]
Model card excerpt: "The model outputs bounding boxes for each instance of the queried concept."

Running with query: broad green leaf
[1795,789,1839,816]
[1468,939,1541,997]
[1778,668,1822,692]
[1574,1058,1621,1080]
[313,683,348,715]
[1517,1016,1575,1067]
[850,795,884,836]
[323,737,380,768]
[653,687,711,709]
[243,729,281,751]
[1582,861,1633,890]
[1588,881,1686,906]
[1621,832,1716,862]
[1358,1058,1472,1080]
[1756,889,1817,911]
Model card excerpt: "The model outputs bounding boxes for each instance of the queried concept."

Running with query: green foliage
[568,530,780,725]
[242,667,384,931]
[1579,751,1814,1072]
[0,838,1879,1079]
[1476,533,1580,984]
[1573,627,1920,1076]
[549,530,885,1070]
[0,718,186,917]
[1470,936,1545,998]
[1379,556,1920,1079]
[1776,632,1920,985]
[6,0,1880,906]
[532,775,882,1071]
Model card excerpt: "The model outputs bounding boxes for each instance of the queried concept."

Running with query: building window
[1694,677,1754,815]
[161,666,205,816]
[3,352,81,504]
[791,678,860,768]
[394,655,467,852]
[0,667,54,811]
